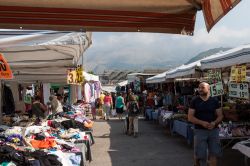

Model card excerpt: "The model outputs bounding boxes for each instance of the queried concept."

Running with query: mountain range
[86,47,232,74]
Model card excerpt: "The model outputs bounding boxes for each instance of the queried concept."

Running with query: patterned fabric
[202,0,241,31]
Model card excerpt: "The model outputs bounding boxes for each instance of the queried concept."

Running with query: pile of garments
[159,109,173,127]
[0,116,94,166]
[219,122,250,138]
[0,144,63,166]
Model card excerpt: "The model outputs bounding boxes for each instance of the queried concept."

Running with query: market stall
[198,44,250,151]
[128,73,155,94]
[145,44,250,146]
[0,30,94,166]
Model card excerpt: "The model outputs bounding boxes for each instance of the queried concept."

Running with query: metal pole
[0,80,2,125]
[221,68,223,108]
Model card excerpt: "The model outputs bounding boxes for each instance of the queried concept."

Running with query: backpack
[129,102,140,115]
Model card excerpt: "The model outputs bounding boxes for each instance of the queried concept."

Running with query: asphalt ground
[89,117,246,166]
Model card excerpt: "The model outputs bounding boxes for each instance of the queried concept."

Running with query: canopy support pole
[0,80,2,125]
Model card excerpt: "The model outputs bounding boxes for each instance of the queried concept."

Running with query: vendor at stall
[31,96,47,119]
[188,82,223,166]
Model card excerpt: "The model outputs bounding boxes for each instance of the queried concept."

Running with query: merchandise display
[0,100,94,166]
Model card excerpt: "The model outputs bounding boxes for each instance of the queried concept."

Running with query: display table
[171,120,194,145]
[220,136,250,149]
[232,140,250,166]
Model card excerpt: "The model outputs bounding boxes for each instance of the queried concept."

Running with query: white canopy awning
[83,71,99,82]
[200,44,250,70]
[146,71,167,84]
[117,80,128,87]
[102,86,116,93]
[0,1,241,34]
[166,60,201,79]
[0,30,92,83]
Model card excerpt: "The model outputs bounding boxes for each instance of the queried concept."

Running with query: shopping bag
[112,109,117,117]
[123,105,127,111]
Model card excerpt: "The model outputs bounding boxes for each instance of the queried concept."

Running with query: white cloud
[85,26,250,71]
[192,26,250,45]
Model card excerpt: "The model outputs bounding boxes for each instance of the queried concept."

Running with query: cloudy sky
[84,1,250,72]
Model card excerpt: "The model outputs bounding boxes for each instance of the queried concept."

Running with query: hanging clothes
[94,82,101,98]
[2,85,15,115]
[84,83,91,103]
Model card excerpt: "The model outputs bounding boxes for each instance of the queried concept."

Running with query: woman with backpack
[127,94,140,138]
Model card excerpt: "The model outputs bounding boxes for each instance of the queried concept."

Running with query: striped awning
[0,0,241,34]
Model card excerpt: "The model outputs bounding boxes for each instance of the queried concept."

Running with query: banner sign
[230,65,247,82]
[207,69,222,84]
[210,82,224,97]
[0,53,13,79]
[67,65,84,85]
[229,83,249,99]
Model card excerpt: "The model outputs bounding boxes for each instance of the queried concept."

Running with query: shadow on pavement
[104,118,246,166]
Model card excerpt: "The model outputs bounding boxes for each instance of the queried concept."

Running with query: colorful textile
[30,139,57,149]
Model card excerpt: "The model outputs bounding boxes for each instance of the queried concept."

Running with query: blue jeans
[194,129,222,166]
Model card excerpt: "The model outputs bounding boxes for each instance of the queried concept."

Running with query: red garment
[30,139,57,149]
[104,96,112,105]
[147,98,154,107]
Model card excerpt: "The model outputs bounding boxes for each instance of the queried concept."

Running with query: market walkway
[90,118,245,166]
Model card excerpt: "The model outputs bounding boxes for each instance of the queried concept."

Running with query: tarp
[127,73,155,83]
[166,60,201,79]
[102,86,116,93]
[0,0,241,34]
[200,44,250,70]
[117,80,128,87]
[146,72,167,84]
[83,71,99,82]
[0,30,92,83]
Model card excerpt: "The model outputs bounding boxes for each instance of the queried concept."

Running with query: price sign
[229,83,249,99]
[76,65,84,83]
[207,69,222,84]
[210,82,224,97]
[67,69,84,85]
[230,65,247,82]
[0,53,13,79]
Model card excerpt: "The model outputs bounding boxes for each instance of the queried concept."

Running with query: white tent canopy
[102,86,116,93]
[117,80,128,87]
[166,60,201,79]
[83,71,99,82]
[146,71,167,84]
[201,44,250,70]
[0,30,92,83]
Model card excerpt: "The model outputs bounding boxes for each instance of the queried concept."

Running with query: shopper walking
[115,93,125,120]
[100,92,105,119]
[104,92,113,120]
[127,95,140,138]
[188,82,223,166]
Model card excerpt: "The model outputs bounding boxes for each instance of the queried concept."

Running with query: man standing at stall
[188,82,223,166]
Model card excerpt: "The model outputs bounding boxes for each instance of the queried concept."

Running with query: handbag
[123,105,127,111]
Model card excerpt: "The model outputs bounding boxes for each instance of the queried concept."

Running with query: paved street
[90,118,246,166]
